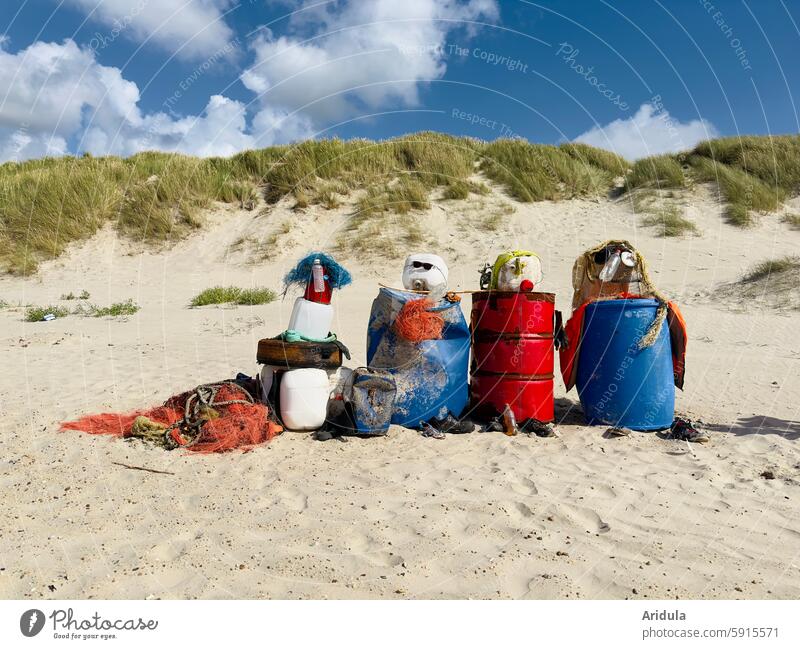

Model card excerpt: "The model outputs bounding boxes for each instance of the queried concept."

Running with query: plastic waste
[260,365,275,402]
[42,313,56,321]
[599,250,621,282]
[502,404,518,436]
[367,287,469,427]
[288,297,334,340]
[279,368,329,430]
[402,253,448,291]
[304,257,333,304]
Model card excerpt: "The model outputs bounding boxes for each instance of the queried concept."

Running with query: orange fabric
[560,301,589,392]
[61,384,282,453]
[559,296,687,392]
[666,301,687,389]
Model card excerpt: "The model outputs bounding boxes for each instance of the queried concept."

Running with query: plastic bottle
[304,258,333,304]
[599,250,621,282]
[502,404,518,436]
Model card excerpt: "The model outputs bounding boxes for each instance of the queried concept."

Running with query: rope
[574,240,669,349]
[152,382,255,449]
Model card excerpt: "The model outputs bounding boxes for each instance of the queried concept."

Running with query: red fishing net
[393,297,445,343]
[61,382,282,454]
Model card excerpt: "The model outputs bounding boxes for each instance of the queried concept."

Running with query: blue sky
[1,0,798,162]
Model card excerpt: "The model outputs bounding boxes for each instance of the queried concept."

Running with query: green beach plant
[190,286,276,307]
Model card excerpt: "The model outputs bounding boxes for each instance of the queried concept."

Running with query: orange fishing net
[393,298,445,343]
[61,382,282,454]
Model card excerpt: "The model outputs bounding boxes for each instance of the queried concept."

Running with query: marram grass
[2,133,797,274]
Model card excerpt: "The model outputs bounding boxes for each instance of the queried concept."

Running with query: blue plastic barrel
[576,299,674,430]
[366,287,470,428]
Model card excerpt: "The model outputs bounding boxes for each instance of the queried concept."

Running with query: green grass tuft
[235,287,278,305]
[190,286,276,307]
[689,155,781,227]
[480,139,614,202]
[641,205,699,237]
[25,305,70,321]
[741,255,800,283]
[625,155,685,191]
[442,179,491,200]
[559,142,630,176]
[356,176,431,216]
[86,299,140,317]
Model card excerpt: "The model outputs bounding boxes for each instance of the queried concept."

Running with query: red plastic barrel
[470,291,555,422]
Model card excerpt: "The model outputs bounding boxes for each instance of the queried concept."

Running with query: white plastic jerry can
[279,368,330,430]
[287,297,334,340]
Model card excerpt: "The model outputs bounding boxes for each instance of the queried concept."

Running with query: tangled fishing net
[61,382,282,453]
[394,298,445,343]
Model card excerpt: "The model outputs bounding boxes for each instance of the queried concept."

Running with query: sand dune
[1,186,799,599]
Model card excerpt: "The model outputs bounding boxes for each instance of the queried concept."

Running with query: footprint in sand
[274,487,308,513]
[509,476,539,496]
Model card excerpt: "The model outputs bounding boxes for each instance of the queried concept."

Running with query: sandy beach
[1,185,799,600]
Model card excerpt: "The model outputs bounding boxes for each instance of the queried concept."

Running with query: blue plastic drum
[576,299,674,430]
[366,287,470,428]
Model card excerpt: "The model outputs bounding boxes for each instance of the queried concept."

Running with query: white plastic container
[260,365,275,402]
[279,368,330,430]
[288,297,334,340]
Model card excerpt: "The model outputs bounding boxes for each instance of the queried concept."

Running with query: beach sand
[1,185,799,599]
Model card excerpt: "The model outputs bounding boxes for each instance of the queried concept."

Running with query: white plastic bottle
[599,251,621,282]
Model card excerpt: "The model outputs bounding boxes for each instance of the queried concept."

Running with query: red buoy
[470,291,555,422]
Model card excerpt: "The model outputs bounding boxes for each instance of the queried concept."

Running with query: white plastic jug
[288,297,334,340]
[279,368,330,430]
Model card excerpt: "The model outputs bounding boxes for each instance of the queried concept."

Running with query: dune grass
[732,255,800,310]
[3,133,799,274]
[741,255,800,283]
[623,136,800,227]
[0,152,267,274]
[356,176,431,217]
[688,135,799,225]
[624,155,686,191]
[559,142,630,176]
[84,299,140,317]
[688,155,780,226]
[25,305,71,321]
[442,179,490,200]
[641,205,699,237]
[190,286,277,307]
[479,139,617,202]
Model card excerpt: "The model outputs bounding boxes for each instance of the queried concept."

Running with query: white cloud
[0,128,67,162]
[574,102,718,160]
[64,0,237,60]
[0,39,255,161]
[83,94,257,158]
[242,0,498,131]
[1,1,500,161]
